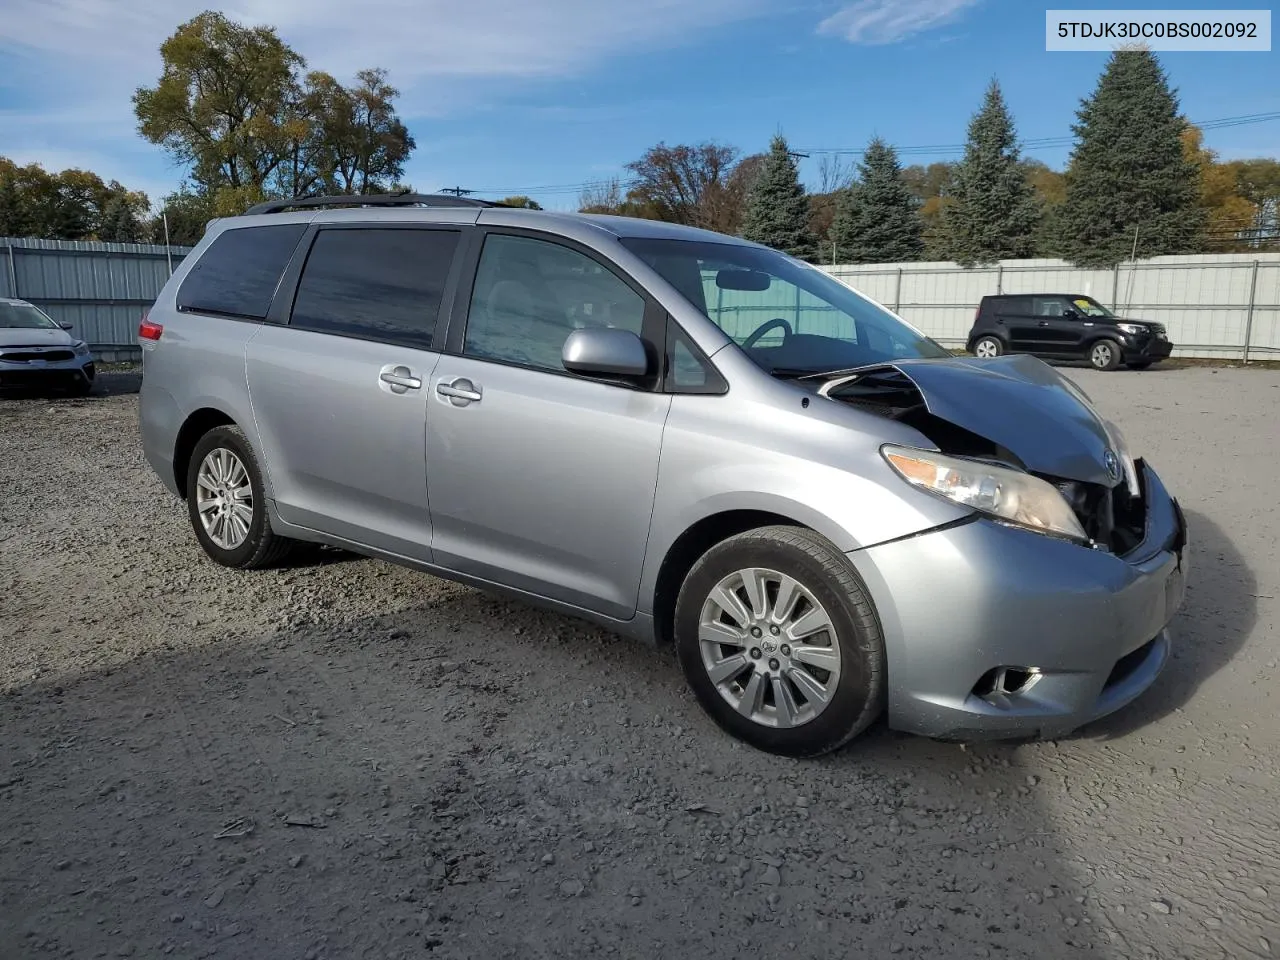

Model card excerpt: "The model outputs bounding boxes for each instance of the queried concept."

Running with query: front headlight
[882,445,1088,543]
[72,340,90,356]
[1117,323,1146,335]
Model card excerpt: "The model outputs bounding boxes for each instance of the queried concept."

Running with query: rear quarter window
[177,223,307,319]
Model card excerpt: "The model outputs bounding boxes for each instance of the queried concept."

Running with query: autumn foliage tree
[133,11,414,215]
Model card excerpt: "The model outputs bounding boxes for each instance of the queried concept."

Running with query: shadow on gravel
[0,596,1113,960]
[0,368,141,401]
[1077,509,1255,740]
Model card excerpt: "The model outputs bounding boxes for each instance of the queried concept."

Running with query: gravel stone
[0,366,1276,960]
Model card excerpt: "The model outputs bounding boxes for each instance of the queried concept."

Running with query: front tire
[185,425,296,569]
[673,525,886,757]
[67,365,95,396]
[973,336,1004,359]
[1089,339,1122,371]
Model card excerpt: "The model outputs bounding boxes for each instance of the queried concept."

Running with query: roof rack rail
[243,193,507,216]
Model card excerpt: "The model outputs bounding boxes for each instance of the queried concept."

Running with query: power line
[793,111,1280,157]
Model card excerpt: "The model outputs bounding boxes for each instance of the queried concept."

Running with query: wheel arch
[650,509,816,648]
[172,407,239,498]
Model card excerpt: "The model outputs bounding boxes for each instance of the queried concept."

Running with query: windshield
[1072,296,1115,318]
[620,237,951,375]
[0,302,59,330]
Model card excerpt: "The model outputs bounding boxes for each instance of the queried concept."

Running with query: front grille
[1049,458,1148,555]
[1,349,75,362]
[0,369,81,386]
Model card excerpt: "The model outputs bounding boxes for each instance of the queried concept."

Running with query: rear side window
[996,297,1032,316]
[289,228,461,349]
[177,224,306,319]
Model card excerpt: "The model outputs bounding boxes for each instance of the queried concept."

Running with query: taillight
[139,317,164,341]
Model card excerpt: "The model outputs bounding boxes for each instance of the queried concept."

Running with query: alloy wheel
[975,339,1000,358]
[1091,342,1114,369]
[195,448,254,550]
[698,567,842,729]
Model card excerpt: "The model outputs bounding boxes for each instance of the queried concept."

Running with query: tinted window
[994,297,1032,316]
[464,234,646,372]
[290,228,460,349]
[177,224,306,319]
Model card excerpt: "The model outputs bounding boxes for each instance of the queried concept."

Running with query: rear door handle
[1038,321,1050,327]
[379,364,422,394]
[436,377,482,405]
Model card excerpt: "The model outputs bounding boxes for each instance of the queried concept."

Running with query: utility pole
[439,186,474,197]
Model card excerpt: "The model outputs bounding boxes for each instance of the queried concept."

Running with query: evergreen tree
[945,80,1040,265]
[829,137,923,263]
[740,134,815,260]
[99,195,146,243]
[1058,49,1203,267]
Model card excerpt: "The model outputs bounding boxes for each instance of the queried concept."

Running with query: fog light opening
[973,666,1042,701]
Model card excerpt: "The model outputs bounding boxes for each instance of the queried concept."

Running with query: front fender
[636,395,971,616]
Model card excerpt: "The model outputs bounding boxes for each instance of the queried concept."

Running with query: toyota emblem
[1103,449,1121,483]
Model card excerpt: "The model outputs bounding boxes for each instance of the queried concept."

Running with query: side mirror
[59,322,74,331]
[562,327,650,378]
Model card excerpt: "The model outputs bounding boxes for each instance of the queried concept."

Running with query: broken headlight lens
[881,445,1088,543]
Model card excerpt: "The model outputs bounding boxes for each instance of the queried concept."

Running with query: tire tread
[674,524,886,757]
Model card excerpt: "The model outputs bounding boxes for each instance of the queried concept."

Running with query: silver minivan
[138,194,1189,756]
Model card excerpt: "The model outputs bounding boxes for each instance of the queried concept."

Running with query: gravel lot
[2,364,1278,960]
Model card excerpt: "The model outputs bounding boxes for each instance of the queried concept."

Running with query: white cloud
[0,0,784,197]
[817,0,981,45]
[0,0,777,82]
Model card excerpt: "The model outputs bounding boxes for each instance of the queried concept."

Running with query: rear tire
[185,425,297,570]
[673,525,886,757]
[973,336,1004,359]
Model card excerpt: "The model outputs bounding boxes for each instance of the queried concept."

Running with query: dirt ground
[1,364,1277,960]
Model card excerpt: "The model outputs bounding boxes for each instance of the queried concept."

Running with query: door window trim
[268,221,470,353]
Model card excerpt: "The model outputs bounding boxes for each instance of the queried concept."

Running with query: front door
[1002,297,1043,353]
[246,225,463,560]
[426,231,671,620]
[1027,295,1084,356]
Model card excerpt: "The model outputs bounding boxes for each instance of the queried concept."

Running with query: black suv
[966,294,1174,371]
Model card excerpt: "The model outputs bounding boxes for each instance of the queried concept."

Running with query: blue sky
[1,0,1277,211]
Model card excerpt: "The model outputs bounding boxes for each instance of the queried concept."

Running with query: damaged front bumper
[847,460,1189,741]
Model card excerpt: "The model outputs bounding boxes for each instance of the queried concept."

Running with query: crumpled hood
[819,354,1127,488]
[0,327,74,348]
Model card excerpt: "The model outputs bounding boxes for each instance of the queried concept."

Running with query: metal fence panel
[0,236,191,353]
[822,253,1280,359]
[4,238,1279,360]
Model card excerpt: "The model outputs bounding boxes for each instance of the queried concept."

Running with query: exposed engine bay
[807,356,1149,555]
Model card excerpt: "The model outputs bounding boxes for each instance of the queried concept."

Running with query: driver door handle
[1038,320,1050,327]
[379,364,422,393]
[436,377,482,405]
